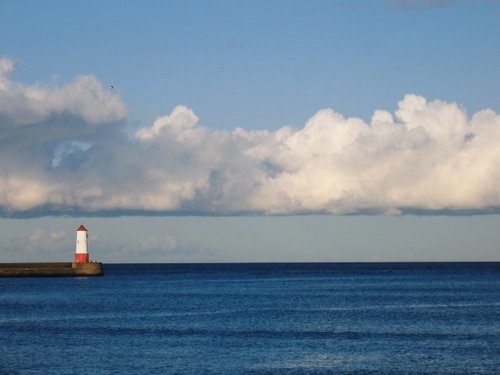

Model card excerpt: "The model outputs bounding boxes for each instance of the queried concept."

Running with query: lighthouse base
[71,262,103,276]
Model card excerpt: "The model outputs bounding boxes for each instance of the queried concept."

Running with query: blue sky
[2,0,498,128]
[0,0,499,262]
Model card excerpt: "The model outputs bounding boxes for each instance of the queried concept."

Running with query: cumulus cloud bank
[1,58,499,217]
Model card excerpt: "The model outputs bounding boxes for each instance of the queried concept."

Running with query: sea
[0,262,499,374]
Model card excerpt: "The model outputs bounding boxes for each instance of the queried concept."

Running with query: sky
[0,0,499,262]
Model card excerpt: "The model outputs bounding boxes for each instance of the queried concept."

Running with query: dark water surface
[1,263,499,374]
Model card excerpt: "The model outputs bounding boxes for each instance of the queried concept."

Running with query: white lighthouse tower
[74,225,89,263]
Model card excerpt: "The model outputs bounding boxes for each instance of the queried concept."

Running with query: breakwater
[0,262,103,277]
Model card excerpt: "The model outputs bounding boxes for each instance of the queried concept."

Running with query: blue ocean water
[0,262,499,374]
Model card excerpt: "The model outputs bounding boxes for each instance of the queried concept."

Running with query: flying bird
[108,85,114,90]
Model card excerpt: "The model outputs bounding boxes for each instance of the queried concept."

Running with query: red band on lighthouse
[74,253,89,262]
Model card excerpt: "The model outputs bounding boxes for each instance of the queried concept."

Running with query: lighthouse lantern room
[74,225,89,263]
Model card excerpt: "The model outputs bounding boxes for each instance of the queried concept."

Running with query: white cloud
[0,57,127,125]
[1,59,499,217]
[135,105,201,142]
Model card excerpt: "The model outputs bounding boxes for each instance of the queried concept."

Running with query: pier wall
[0,262,103,277]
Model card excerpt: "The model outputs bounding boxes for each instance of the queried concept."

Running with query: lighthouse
[74,225,89,263]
